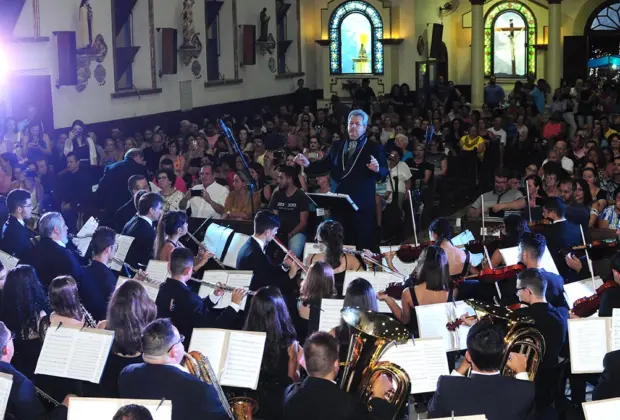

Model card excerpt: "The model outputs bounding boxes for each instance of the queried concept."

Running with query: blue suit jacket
[0,215,34,260]
[23,237,82,287]
[121,216,155,269]
[119,363,229,420]
[236,237,292,293]
[97,158,147,217]
[79,261,118,321]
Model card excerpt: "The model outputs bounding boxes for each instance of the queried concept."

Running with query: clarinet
[80,305,98,329]
[35,386,60,407]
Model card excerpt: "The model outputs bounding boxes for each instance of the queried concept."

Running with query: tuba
[339,308,411,420]
[182,351,258,420]
[467,300,546,380]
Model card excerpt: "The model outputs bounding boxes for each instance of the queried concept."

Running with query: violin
[561,239,618,257]
[382,282,407,299]
[454,263,525,286]
[388,242,434,264]
[458,237,503,255]
[528,218,552,232]
[571,280,620,318]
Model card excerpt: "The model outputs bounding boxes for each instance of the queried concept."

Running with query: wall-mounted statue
[180,0,197,47]
[77,0,93,51]
[258,8,270,41]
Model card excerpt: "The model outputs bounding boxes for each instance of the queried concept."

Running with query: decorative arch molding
[328,1,384,74]
[484,1,537,77]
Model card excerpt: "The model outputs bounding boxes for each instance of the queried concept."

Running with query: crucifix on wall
[495,18,525,76]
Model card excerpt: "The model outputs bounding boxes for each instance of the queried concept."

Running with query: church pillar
[547,0,563,93]
[470,0,485,109]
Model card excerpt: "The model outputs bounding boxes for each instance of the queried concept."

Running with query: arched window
[329,1,383,75]
[484,2,536,77]
[588,2,620,31]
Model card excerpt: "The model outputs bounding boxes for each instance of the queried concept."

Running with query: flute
[185,232,227,268]
[272,237,309,274]
[192,276,256,296]
[112,258,160,285]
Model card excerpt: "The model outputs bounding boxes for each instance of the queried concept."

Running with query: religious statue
[258,8,270,41]
[180,0,196,48]
[77,0,93,50]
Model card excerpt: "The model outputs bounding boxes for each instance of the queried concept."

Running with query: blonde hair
[394,134,409,147]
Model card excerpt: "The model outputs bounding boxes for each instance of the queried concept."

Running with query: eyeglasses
[167,334,185,353]
[515,286,527,294]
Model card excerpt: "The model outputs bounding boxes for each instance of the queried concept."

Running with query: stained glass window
[484,2,536,77]
[329,1,383,75]
[590,3,620,30]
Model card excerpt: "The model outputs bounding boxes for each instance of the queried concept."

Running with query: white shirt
[542,156,574,174]
[139,215,153,226]
[552,218,567,224]
[450,369,529,381]
[53,239,66,248]
[488,127,507,146]
[386,161,412,200]
[189,182,229,219]
[208,292,241,312]
[252,235,266,252]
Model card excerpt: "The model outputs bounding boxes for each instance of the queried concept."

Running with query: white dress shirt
[139,215,153,226]
[188,182,229,219]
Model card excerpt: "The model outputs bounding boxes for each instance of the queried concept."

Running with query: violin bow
[526,179,532,224]
[481,194,486,244]
[483,245,503,301]
[579,225,596,292]
[408,190,419,247]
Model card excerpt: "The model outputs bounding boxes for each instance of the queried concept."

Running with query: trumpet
[185,231,227,269]
[272,237,309,275]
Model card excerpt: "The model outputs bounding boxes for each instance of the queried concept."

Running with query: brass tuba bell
[339,308,411,419]
[466,300,546,380]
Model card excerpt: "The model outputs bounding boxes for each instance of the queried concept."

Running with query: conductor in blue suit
[295,109,388,250]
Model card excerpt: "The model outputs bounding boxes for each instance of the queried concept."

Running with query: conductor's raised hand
[367,155,379,173]
[294,153,310,168]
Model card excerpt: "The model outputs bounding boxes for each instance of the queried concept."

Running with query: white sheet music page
[36,325,114,383]
[68,397,172,420]
[188,329,228,378]
[146,260,169,284]
[500,246,559,275]
[611,308,620,352]
[563,277,604,309]
[432,416,487,420]
[205,223,234,260]
[342,271,400,313]
[568,318,609,374]
[380,338,449,394]
[0,250,19,271]
[72,217,99,256]
[451,230,475,247]
[214,272,252,309]
[583,397,620,420]
[0,373,13,420]
[109,235,134,271]
[416,302,475,352]
[116,276,159,302]
[319,299,344,332]
[220,331,266,389]
[199,270,230,298]
[222,233,250,269]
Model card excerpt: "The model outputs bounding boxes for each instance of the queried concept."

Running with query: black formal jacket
[541,220,583,283]
[428,374,535,420]
[309,135,388,216]
[0,215,34,259]
[97,158,147,219]
[283,377,393,420]
[599,286,620,317]
[121,215,155,269]
[236,237,293,294]
[0,361,67,420]
[114,197,137,233]
[540,269,570,317]
[22,238,82,287]
[593,349,620,401]
[119,363,229,420]
[155,278,239,347]
[79,260,118,322]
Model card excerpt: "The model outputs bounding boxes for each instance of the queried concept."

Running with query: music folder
[0,250,19,271]
[116,276,160,302]
[415,301,476,352]
[342,271,401,313]
[197,270,252,309]
[146,260,170,284]
[582,397,620,420]
[35,323,114,383]
[188,328,266,390]
[567,317,613,374]
[68,397,172,420]
[109,235,134,272]
[0,373,13,419]
[72,216,99,256]
[307,192,359,212]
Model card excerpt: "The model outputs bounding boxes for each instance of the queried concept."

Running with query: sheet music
[568,318,609,374]
[205,223,234,260]
[303,243,355,263]
[563,277,604,309]
[379,246,415,277]
[500,245,559,275]
[416,302,475,352]
[220,331,266,389]
[583,397,620,420]
[433,416,487,420]
[380,338,449,394]
[0,373,13,420]
[198,270,230,298]
[68,397,172,420]
[319,299,344,332]
[342,271,401,313]
[116,276,160,301]
[222,233,250,269]
[188,329,228,377]
[451,230,475,247]
[0,250,19,271]
[109,235,134,272]
[72,217,98,256]
[35,325,114,383]
[215,272,251,309]
[145,260,169,284]
[612,309,620,351]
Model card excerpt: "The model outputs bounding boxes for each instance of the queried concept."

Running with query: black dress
[254,341,295,420]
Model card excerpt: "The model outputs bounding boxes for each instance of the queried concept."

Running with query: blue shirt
[531,87,545,113]
[484,84,505,107]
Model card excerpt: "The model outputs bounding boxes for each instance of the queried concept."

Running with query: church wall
[5,0,306,129]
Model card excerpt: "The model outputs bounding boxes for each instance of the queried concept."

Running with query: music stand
[307,193,359,213]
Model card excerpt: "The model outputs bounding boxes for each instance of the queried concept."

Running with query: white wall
[5,0,306,129]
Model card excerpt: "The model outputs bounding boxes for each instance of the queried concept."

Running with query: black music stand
[307,193,359,214]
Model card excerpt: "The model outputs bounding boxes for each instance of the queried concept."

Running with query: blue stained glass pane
[590,4,620,30]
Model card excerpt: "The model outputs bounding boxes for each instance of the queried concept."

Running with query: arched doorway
[584,2,620,80]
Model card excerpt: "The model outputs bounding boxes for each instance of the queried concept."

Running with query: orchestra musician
[428,321,535,420]
[114,174,149,232]
[118,318,230,420]
[112,404,153,420]
[79,226,118,322]
[571,251,620,318]
[0,321,69,420]
[0,189,35,259]
[593,348,620,400]
[237,211,298,294]
[294,109,389,250]
[156,248,244,348]
[23,212,82,287]
[428,218,472,277]
[121,193,163,269]
[296,261,336,342]
[283,331,395,420]
[487,214,530,268]
[154,211,210,271]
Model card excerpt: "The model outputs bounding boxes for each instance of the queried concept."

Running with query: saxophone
[183,351,259,420]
